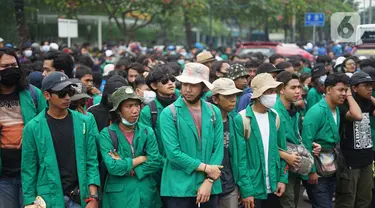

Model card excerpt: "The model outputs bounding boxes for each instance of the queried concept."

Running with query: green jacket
[0,86,47,175]
[21,109,100,207]
[159,97,224,197]
[99,123,162,208]
[302,98,340,173]
[306,87,323,110]
[233,105,288,199]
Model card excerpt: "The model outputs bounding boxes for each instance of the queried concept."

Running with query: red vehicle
[236,41,314,62]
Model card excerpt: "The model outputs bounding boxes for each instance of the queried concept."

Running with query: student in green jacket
[159,63,224,208]
[22,72,100,208]
[0,48,47,208]
[99,86,163,208]
[302,73,356,208]
[306,64,327,110]
[226,63,250,116]
[234,73,288,208]
[274,71,306,208]
[209,78,243,208]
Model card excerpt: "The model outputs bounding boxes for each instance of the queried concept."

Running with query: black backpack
[147,100,158,129]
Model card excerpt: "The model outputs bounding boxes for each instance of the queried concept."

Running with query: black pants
[163,195,219,208]
[254,194,281,208]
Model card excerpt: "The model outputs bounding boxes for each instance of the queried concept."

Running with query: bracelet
[206,177,214,183]
[203,164,207,172]
[84,194,99,203]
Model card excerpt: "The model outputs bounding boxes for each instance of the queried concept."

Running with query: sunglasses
[50,87,75,98]
[160,76,176,85]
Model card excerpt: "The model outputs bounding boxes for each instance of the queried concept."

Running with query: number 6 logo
[331,12,360,43]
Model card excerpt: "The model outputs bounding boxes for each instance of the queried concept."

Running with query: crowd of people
[1,39,375,208]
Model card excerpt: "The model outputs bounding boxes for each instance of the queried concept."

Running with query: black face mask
[0,67,21,86]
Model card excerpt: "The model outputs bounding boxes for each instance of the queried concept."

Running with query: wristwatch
[85,194,99,203]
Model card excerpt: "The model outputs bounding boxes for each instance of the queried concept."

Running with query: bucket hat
[227,63,248,80]
[251,73,282,99]
[109,86,144,112]
[176,63,213,89]
[212,78,243,95]
[70,79,90,101]
[196,51,216,64]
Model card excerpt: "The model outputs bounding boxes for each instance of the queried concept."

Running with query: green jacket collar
[318,98,340,140]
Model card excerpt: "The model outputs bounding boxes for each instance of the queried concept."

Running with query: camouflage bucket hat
[227,63,248,80]
[109,86,144,112]
[176,63,213,89]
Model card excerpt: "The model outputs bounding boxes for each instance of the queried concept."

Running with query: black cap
[361,66,375,80]
[311,63,326,80]
[350,71,374,86]
[256,63,284,75]
[41,72,74,91]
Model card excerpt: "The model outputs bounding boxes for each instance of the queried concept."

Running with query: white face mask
[143,90,156,104]
[260,94,277,109]
[23,50,32,57]
[42,45,50,52]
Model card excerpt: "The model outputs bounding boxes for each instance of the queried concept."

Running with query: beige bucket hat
[176,63,213,89]
[196,51,216,64]
[212,78,243,95]
[251,73,283,99]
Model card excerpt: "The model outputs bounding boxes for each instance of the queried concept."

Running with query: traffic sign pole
[313,25,316,45]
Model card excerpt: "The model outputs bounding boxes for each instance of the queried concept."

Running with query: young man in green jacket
[306,64,327,110]
[234,73,288,208]
[0,48,47,208]
[302,73,361,208]
[159,63,224,208]
[22,72,100,208]
[210,78,243,208]
[99,86,163,208]
[274,71,306,208]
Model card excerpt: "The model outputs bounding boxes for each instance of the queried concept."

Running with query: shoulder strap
[239,109,251,140]
[205,102,216,128]
[147,100,158,129]
[270,109,280,130]
[169,104,177,125]
[107,127,119,151]
[28,85,38,109]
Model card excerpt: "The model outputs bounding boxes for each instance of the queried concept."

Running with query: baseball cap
[105,50,114,57]
[350,71,374,86]
[109,86,144,112]
[103,64,115,76]
[212,78,243,95]
[41,72,75,91]
[251,73,283,99]
[256,63,283,75]
[311,63,327,80]
[70,79,91,101]
[361,66,375,80]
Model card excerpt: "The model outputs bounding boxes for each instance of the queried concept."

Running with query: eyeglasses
[160,76,176,85]
[50,87,75,98]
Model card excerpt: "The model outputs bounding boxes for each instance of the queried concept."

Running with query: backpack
[169,101,216,129]
[239,108,280,140]
[147,100,158,129]
[27,84,38,109]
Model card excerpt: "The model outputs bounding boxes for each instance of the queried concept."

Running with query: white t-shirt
[332,111,337,124]
[254,111,271,193]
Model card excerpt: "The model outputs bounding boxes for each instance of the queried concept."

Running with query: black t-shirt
[46,112,79,194]
[339,97,374,169]
[0,91,22,178]
[220,119,235,195]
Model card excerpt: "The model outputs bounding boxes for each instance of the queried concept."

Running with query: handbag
[281,134,314,176]
[314,148,338,177]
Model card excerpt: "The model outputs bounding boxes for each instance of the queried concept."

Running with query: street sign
[305,13,325,27]
[58,18,78,47]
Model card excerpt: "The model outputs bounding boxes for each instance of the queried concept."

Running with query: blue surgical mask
[121,116,138,126]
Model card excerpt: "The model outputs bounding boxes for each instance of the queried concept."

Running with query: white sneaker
[303,190,309,201]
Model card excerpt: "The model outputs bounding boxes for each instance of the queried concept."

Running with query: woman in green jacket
[99,86,163,208]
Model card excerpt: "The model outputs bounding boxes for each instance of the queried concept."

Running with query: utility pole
[370,0,373,24]
[363,0,366,23]
[209,0,213,47]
